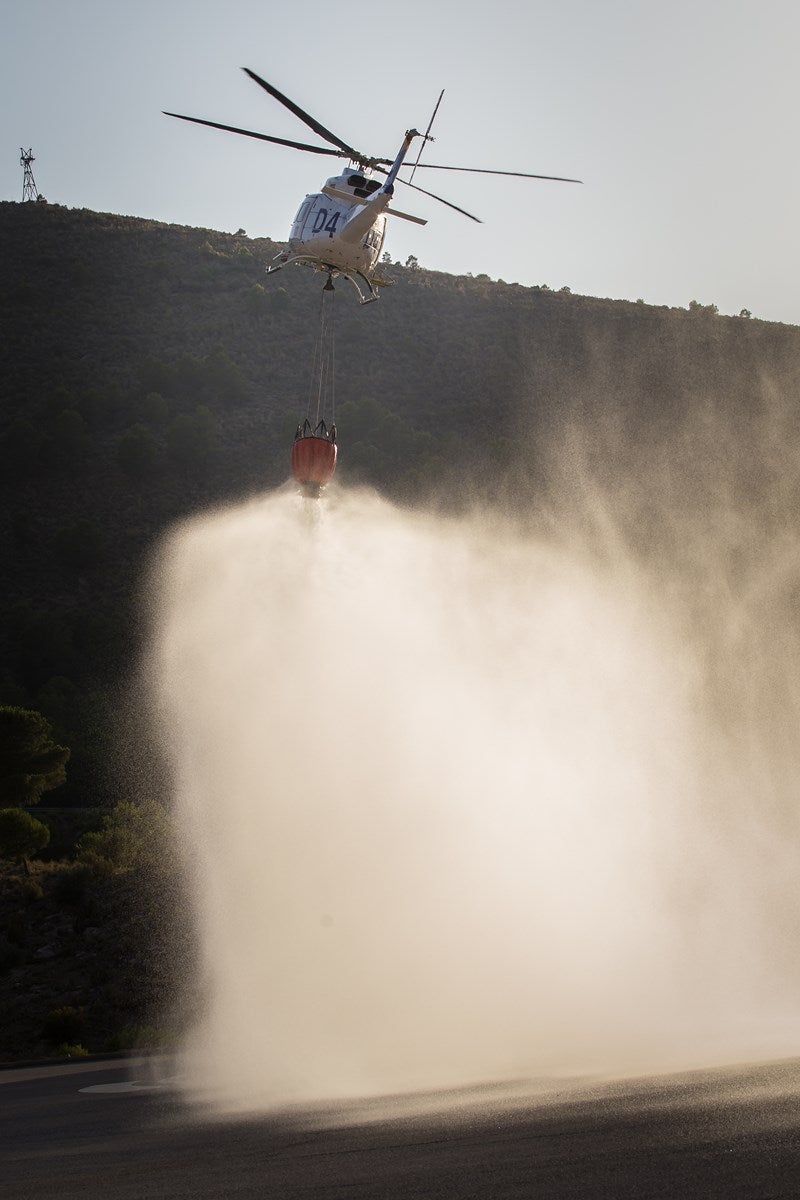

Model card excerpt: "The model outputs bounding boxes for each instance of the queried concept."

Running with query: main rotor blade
[385,171,482,223]
[163,111,343,157]
[400,163,583,183]
[243,68,361,159]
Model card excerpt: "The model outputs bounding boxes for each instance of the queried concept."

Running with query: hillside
[1,198,800,805]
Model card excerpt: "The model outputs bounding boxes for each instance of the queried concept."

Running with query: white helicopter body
[269,132,430,300]
[164,69,580,302]
[286,175,388,275]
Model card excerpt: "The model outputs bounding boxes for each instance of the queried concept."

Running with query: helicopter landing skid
[342,268,379,305]
[265,255,379,304]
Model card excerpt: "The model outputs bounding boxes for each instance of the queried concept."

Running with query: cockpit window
[348,175,365,188]
[364,179,381,193]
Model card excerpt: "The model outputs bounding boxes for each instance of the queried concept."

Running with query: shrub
[0,708,70,805]
[136,391,169,425]
[21,877,44,902]
[0,807,51,872]
[117,424,161,478]
[107,1022,172,1052]
[56,1043,89,1058]
[43,1006,86,1044]
[52,863,95,906]
[77,800,174,874]
[166,408,217,471]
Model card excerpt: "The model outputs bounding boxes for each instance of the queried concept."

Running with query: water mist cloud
[149,467,800,1111]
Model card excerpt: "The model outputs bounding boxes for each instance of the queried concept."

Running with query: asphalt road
[2,1056,800,1198]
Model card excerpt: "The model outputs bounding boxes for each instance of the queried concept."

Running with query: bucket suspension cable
[292,275,339,492]
[304,277,336,436]
[304,286,325,424]
[328,288,336,432]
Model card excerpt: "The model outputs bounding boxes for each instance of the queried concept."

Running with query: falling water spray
[148,404,800,1111]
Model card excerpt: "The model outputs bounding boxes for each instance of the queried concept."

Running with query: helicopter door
[290,198,315,240]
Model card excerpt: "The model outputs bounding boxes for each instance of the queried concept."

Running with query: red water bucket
[291,436,337,487]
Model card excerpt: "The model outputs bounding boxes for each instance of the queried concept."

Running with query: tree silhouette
[117,424,161,479]
[167,406,218,472]
[0,707,70,806]
[0,806,50,874]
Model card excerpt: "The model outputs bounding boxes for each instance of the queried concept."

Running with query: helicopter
[164,69,582,303]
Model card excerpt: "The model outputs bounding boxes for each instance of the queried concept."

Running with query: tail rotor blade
[408,88,444,184]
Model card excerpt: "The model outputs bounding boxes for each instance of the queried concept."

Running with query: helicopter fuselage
[266,131,427,301]
[286,171,388,275]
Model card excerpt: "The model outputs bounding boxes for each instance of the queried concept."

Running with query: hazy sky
[3,0,799,325]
